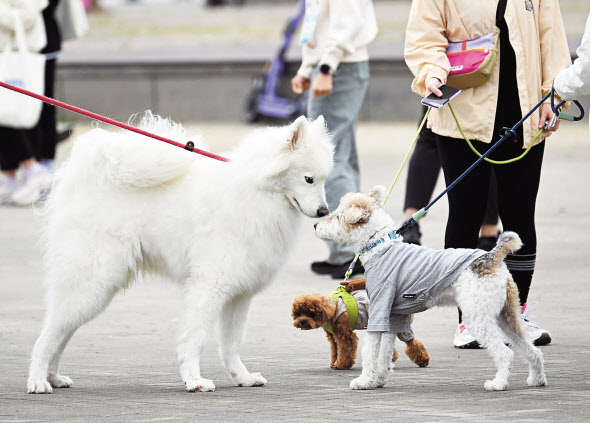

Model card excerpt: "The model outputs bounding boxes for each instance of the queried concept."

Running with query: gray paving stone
[1,121,589,421]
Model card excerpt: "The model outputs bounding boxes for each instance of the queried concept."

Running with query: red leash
[0,81,229,163]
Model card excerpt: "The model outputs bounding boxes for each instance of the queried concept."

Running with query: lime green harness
[322,286,359,334]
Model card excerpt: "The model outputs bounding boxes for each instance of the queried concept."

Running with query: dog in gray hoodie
[314,185,547,392]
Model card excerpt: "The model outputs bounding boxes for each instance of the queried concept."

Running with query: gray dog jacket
[363,241,487,333]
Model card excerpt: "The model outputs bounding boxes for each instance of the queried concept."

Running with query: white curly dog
[27,114,334,394]
[314,186,547,391]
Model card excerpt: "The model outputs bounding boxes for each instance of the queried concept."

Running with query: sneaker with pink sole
[453,323,481,349]
[521,301,551,346]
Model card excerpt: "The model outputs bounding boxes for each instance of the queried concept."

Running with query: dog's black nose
[316,207,329,217]
[314,223,318,229]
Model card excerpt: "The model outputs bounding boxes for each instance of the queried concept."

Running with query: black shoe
[311,261,338,275]
[311,260,365,279]
[401,224,421,246]
[477,235,498,251]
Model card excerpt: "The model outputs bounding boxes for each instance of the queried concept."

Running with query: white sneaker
[521,302,551,346]
[11,163,52,206]
[0,175,20,205]
[453,323,481,349]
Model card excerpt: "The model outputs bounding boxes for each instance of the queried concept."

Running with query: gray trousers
[308,61,369,265]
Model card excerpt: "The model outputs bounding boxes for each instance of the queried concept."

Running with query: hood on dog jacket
[363,242,486,333]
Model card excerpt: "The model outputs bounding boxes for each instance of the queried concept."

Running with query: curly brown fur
[404,338,430,367]
[292,293,337,330]
[329,311,358,369]
[292,293,429,370]
[339,278,366,291]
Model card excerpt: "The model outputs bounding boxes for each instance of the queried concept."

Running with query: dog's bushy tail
[489,231,522,268]
[60,111,206,191]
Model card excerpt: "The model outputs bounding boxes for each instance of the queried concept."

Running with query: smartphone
[421,85,461,109]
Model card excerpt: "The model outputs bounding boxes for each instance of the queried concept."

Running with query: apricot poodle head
[292,293,337,330]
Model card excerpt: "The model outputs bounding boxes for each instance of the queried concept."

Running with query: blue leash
[395,89,585,236]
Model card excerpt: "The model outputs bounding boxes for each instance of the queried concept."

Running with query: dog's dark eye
[305,176,314,184]
[309,312,315,318]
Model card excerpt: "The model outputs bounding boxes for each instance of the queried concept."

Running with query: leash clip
[184,141,195,152]
[499,127,518,143]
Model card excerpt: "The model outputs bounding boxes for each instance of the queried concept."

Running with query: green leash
[342,108,432,281]
[448,103,544,165]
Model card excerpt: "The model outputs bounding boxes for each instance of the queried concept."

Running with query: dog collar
[361,230,399,255]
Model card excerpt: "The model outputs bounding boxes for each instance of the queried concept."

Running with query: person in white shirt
[554,12,590,133]
[0,0,51,206]
[291,0,378,279]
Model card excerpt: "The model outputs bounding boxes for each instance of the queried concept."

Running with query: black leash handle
[551,86,585,122]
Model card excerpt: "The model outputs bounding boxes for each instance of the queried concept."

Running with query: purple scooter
[243,0,306,122]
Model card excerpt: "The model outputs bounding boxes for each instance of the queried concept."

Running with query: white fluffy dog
[27,113,334,394]
[314,186,547,391]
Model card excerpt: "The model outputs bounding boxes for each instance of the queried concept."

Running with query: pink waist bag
[445,29,499,89]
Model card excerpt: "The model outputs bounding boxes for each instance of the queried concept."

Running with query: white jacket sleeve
[0,1,47,31]
[554,13,590,100]
[318,0,366,71]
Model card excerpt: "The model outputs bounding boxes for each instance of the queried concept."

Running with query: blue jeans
[308,61,369,265]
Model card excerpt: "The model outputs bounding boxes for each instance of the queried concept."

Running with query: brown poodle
[292,280,430,370]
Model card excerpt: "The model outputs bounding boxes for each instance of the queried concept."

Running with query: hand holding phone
[421,85,461,109]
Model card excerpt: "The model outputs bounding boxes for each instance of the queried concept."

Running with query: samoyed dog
[27,113,334,394]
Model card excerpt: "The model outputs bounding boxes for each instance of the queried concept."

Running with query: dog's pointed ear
[288,116,308,150]
[368,185,387,205]
[313,115,326,132]
[342,203,371,225]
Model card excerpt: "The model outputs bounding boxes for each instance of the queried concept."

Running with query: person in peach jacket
[404,0,571,348]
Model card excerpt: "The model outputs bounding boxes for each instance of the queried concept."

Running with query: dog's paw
[48,374,73,388]
[388,361,395,373]
[332,361,354,370]
[374,376,388,388]
[484,378,508,391]
[350,375,376,390]
[185,378,216,392]
[234,372,267,387]
[27,379,53,394]
[527,373,547,387]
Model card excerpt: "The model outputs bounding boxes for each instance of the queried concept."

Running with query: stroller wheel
[243,92,261,122]
[243,77,265,123]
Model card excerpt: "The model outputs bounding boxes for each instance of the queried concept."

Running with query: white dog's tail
[58,112,205,191]
[489,231,522,267]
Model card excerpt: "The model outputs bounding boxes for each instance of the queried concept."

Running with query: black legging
[440,11,542,325]
[404,116,499,227]
[437,132,544,306]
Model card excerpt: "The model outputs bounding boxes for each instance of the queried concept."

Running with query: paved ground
[0,120,589,421]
